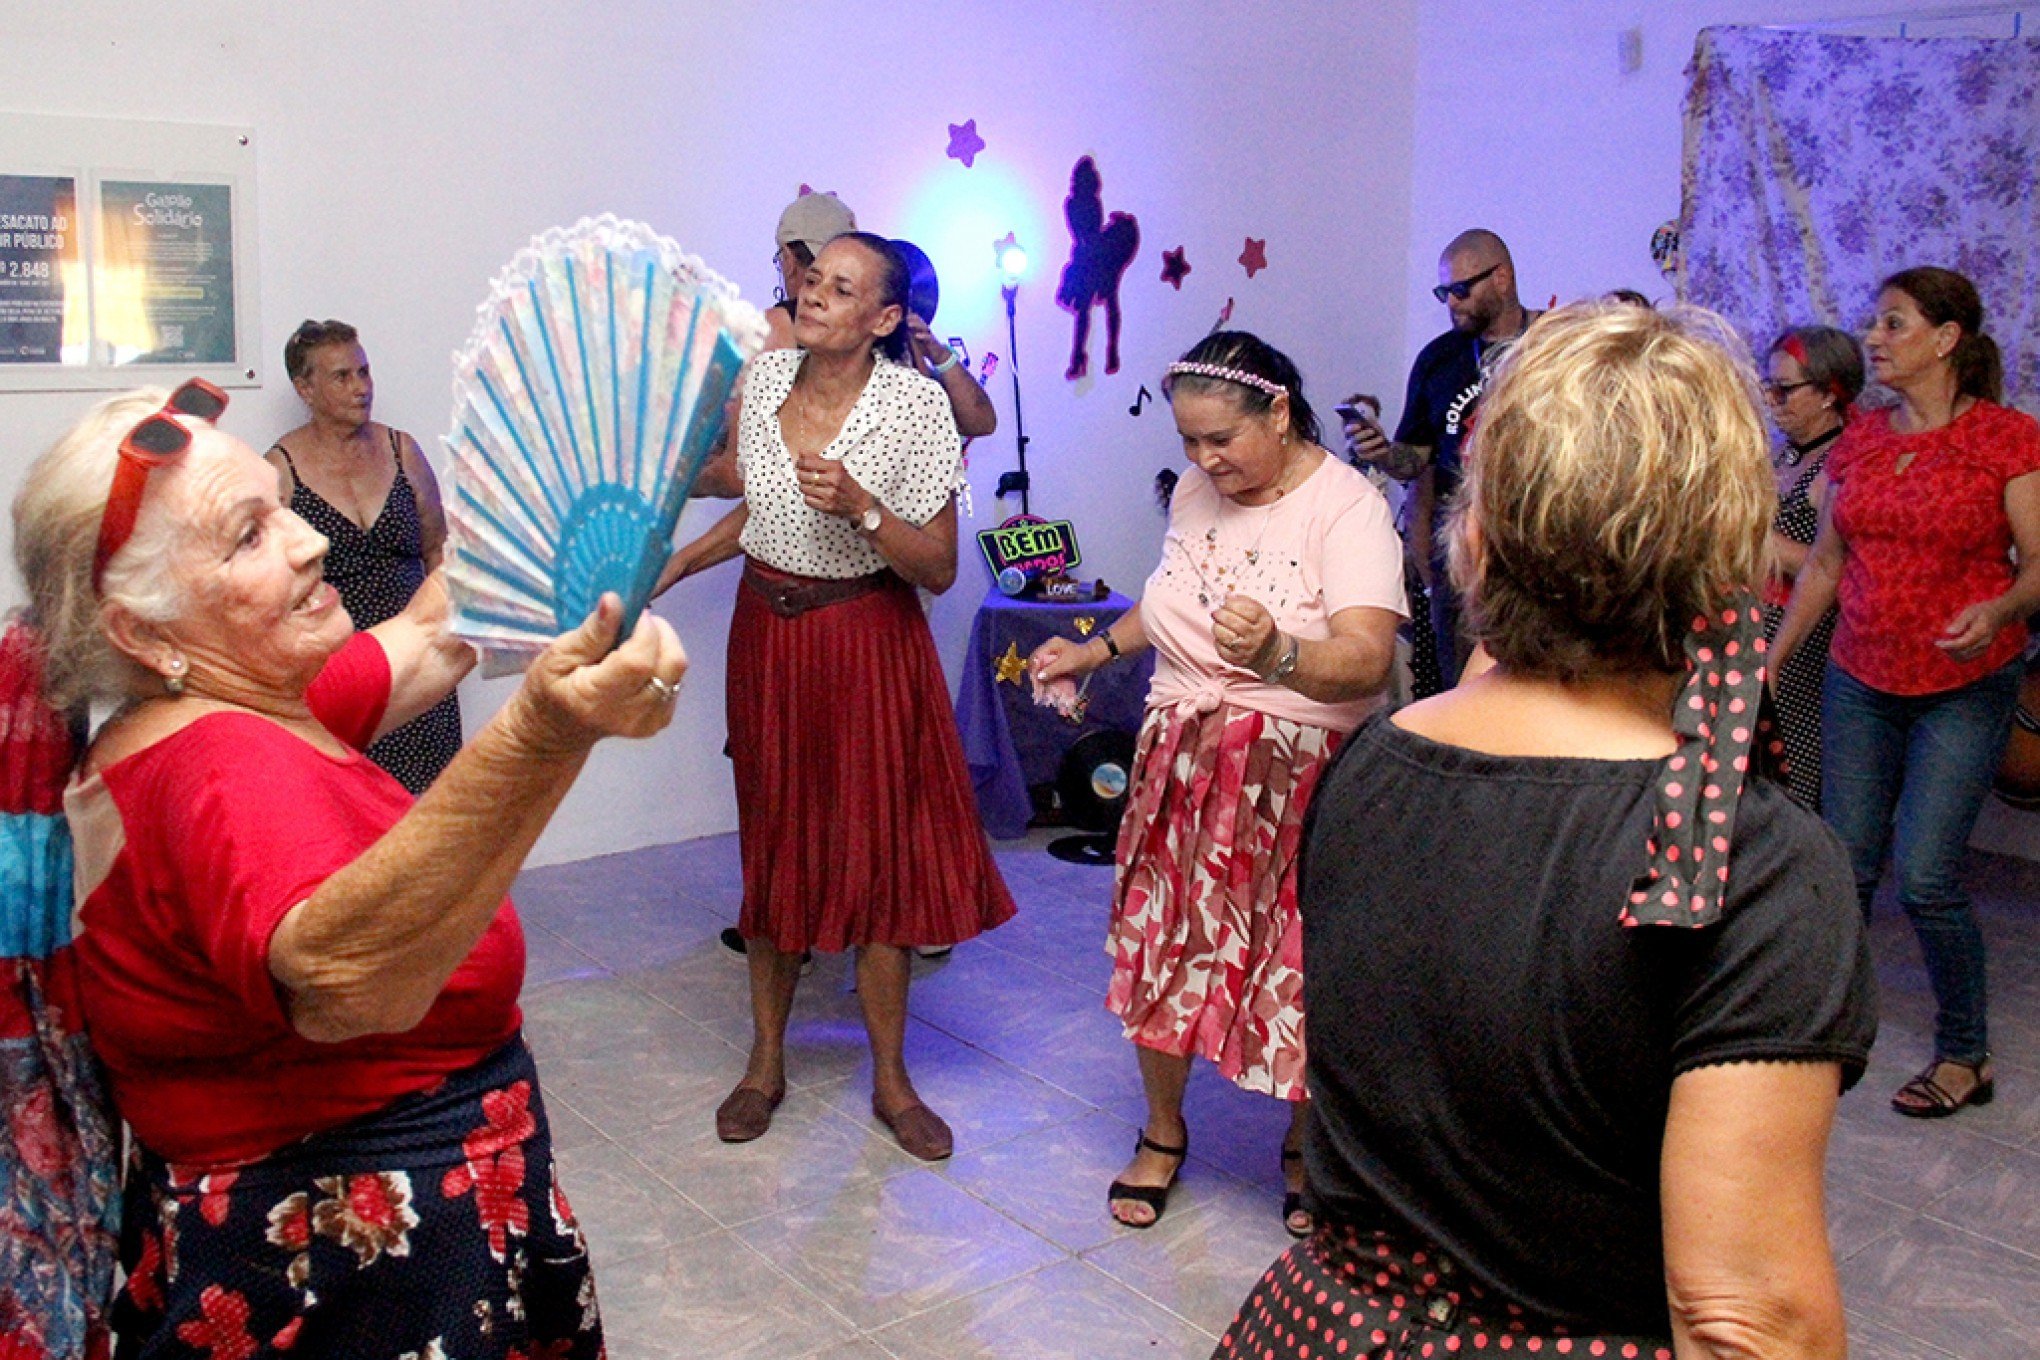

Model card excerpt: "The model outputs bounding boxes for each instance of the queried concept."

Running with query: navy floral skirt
[1214,1220,1672,1360]
[113,1036,603,1359]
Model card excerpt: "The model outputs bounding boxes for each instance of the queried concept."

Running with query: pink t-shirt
[1142,456,1407,732]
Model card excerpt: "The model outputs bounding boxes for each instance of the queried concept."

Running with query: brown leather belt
[742,563,894,618]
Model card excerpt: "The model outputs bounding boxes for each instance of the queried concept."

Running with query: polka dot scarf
[1624,595,1787,930]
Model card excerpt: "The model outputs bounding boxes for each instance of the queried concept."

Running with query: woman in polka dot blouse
[657,233,1013,1164]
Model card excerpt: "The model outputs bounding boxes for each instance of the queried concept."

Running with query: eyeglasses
[92,378,230,593]
[1763,380,1815,401]
[1432,264,1501,304]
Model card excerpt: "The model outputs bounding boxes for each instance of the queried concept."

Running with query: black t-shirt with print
[1298,715,1878,1337]
[1393,329,1485,503]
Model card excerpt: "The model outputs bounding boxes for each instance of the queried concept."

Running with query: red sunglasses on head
[91,378,230,594]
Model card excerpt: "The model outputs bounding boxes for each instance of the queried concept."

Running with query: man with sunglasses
[1349,229,1538,688]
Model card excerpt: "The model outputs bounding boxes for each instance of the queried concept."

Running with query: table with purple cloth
[955,587,1154,840]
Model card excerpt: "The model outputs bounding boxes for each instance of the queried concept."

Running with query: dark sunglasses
[1763,380,1815,401]
[92,378,230,592]
[1432,263,1500,304]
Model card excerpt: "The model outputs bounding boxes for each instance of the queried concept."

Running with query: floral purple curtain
[1681,26,2040,410]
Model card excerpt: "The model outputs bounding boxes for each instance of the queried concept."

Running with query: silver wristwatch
[856,504,883,535]
[1266,633,1300,683]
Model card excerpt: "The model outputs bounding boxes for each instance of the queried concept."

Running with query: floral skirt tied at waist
[112,1036,604,1360]
[727,560,1016,955]
[1109,696,1340,1102]
[1214,1220,1673,1359]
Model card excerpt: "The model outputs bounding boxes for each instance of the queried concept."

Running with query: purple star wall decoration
[947,119,986,168]
[1160,246,1191,290]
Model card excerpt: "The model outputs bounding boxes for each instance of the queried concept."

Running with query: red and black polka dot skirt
[1213,1222,1672,1360]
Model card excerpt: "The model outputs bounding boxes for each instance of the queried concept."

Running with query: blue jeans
[1821,658,2020,1063]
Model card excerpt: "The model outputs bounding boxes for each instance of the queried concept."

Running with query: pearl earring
[164,656,187,696]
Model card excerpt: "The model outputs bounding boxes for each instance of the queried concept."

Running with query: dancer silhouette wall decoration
[1055,156,1140,380]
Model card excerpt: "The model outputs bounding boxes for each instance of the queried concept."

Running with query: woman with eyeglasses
[15,381,687,1357]
[1759,325,1864,810]
[1773,266,2040,1119]
[267,319,460,794]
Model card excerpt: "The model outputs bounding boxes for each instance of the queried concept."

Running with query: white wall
[2,2,1419,865]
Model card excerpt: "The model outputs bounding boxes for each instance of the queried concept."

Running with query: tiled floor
[514,830,2040,1359]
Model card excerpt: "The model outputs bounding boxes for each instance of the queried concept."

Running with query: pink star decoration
[1239,237,1268,278]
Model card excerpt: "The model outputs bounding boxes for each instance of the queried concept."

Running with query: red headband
[1777,333,1850,410]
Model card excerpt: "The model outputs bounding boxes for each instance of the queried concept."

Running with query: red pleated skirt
[727,564,1017,953]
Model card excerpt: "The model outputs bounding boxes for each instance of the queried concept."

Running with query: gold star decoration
[994,641,1027,685]
[1073,616,1096,637]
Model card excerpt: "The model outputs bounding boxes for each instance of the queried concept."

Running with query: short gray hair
[12,389,193,711]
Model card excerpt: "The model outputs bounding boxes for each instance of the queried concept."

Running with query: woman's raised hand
[796,450,875,521]
[513,594,689,749]
[1938,599,2010,662]
[1212,595,1280,674]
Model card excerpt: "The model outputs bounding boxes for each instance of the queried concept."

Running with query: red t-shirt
[1829,401,2040,696]
[65,633,522,1168]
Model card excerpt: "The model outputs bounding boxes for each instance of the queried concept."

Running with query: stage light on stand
[997,239,1029,287]
[993,232,1032,513]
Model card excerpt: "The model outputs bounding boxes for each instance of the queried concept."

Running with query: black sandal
[1892,1057,1995,1119]
[1281,1147,1313,1239]
[1107,1131,1188,1229]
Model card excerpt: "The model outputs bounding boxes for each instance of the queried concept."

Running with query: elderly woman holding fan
[15,379,686,1356]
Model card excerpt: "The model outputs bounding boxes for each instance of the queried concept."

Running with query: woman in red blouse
[13,383,687,1356]
[1772,267,2040,1118]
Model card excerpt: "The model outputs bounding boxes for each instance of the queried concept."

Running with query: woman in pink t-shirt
[1032,332,1405,1235]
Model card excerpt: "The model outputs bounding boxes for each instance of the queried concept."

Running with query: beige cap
[775,192,856,255]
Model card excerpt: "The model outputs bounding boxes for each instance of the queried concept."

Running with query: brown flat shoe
[873,1099,953,1161]
[715,1084,785,1143]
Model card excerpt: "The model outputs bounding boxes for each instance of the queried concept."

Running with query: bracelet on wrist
[1099,631,1122,661]
[1260,632,1300,684]
[931,352,961,375]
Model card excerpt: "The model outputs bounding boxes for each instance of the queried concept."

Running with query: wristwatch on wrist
[855,503,884,535]
[1265,633,1300,683]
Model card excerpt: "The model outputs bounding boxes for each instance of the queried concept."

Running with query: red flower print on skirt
[310,1172,419,1266]
[173,1284,256,1360]
[124,1228,166,1314]
[1107,700,1338,1100]
[442,1081,535,1260]
[197,1171,238,1228]
[264,1191,314,1289]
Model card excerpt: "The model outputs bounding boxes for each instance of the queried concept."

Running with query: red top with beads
[1828,400,2040,695]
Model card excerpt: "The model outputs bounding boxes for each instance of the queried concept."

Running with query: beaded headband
[1164,361,1287,399]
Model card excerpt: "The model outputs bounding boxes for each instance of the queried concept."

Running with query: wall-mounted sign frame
[0,113,261,392]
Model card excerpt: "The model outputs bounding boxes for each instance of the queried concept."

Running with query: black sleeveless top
[271,429,461,793]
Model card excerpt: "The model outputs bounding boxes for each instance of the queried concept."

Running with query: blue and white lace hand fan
[443,215,766,658]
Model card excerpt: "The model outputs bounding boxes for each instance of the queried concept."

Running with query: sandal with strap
[1892,1057,1995,1119]
[1107,1131,1188,1229]
[1281,1147,1313,1239]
